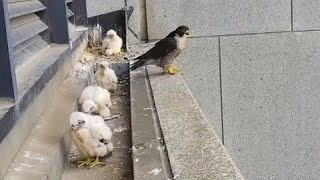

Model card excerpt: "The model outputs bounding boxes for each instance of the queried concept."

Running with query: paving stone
[147,66,243,180]
[293,1,320,31]
[146,0,291,39]
[221,31,320,179]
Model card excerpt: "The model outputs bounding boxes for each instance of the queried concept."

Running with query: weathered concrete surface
[221,31,320,179]
[0,31,88,179]
[293,1,320,31]
[86,0,125,18]
[3,63,92,180]
[126,0,143,40]
[130,68,171,180]
[174,37,222,139]
[147,66,243,180]
[146,0,291,39]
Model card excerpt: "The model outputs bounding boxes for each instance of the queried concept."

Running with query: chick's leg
[77,156,93,167]
[89,156,105,168]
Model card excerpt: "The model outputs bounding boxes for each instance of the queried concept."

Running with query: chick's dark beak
[99,139,110,145]
[71,124,77,130]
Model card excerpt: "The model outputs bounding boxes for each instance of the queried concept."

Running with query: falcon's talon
[89,156,105,168]
[77,157,93,168]
[167,66,182,75]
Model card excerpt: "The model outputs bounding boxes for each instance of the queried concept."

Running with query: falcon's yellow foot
[89,156,105,169]
[77,157,93,168]
[167,66,182,75]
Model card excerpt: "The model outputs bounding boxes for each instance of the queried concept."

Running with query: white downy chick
[69,111,97,167]
[95,62,118,92]
[79,86,112,118]
[94,86,112,107]
[82,100,98,114]
[78,86,96,105]
[82,99,111,118]
[101,29,123,55]
[70,112,113,168]
[90,119,114,156]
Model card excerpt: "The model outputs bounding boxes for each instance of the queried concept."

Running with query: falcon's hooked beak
[185,30,190,36]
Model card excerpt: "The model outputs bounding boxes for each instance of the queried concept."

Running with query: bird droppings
[113,126,129,133]
[131,146,137,152]
[143,107,154,110]
[135,158,139,162]
[157,145,166,151]
[149,168,162,175]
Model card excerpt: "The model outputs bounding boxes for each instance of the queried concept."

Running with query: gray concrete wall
[86,0,146,40]
[86,0,125,18]
[141,0,320,179]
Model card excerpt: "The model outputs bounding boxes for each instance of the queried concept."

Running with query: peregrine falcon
[130,26,190,75]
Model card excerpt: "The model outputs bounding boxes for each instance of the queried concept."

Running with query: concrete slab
[174,37,222,139]
[3,64,92,180]
[146,0,291,39]
[293,1,320,31]
[130,68,170,180]
[86,0,125,18]
[126,0,141,39]
[221,31,320,179]
[0,31,88,179]
[147,66,243,180]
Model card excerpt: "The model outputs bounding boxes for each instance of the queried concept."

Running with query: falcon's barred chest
[160,35,187,68]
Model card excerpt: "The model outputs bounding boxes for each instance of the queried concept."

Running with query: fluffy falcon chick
[95,62,118,92]
[130,26,190,75]
[89,120,114,168]
[82,100,111,118]
[69,112,113,168]
[101,29,123,56]
[79,86,112,118]
[69,111,97,168]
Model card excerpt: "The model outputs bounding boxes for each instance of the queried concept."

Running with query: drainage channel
[62,60,133,180]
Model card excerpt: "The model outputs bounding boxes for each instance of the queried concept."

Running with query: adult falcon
[130,26,190,75]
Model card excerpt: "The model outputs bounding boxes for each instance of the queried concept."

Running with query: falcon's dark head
[175,26,190,37]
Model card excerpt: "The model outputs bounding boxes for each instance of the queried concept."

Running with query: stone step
[130,67,172,180]
[3,63,93,180]
[145,66,244,180]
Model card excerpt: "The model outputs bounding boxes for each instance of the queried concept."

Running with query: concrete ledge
[3,64,93,180]
[146,66,244,180]
[130,68,172,180]
[0,31,88,178]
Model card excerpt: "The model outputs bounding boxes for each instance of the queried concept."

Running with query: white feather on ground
[79,86,112,118]
[95,62,118,92]
[69,112,113,168]
[101,29,123,55]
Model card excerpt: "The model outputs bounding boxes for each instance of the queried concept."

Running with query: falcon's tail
[130,59,148,71]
